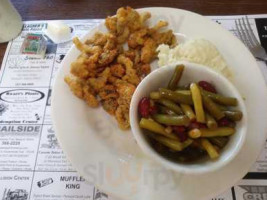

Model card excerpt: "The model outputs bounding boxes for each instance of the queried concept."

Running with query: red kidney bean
[218,117,236,128]
[138,97,150,118]
[177,132,188,142]
[172,126,188,142]
[188,122,207,130]
[198,81,217,93]
[172,126,186,133]
[218,117,230,126]
[149,105,158,115]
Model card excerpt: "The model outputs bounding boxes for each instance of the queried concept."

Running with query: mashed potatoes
[157,39,232,79]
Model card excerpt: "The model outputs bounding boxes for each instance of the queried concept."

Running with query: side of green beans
[150,92,160,100]
[209,137,229,148]
[205,113,218,129]
[202,95,225,120]
[201,90,238,106]
[153,114,190,126]
[159,88,193,105]
[223,110,243,121]
[138,64,243,162]
[139,118,177,139]
[157,99,183,115]
[200,127,235,137]
[168,64,185,90]
[181,104,196,121]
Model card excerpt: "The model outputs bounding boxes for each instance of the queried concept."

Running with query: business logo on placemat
[41,126,59,149]
[37,178,54,188]
[239,185,267,200]
[2,188,28,200]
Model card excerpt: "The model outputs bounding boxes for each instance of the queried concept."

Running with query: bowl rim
[130,61,248,175]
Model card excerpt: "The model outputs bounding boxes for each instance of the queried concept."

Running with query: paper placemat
[0,15,267,200]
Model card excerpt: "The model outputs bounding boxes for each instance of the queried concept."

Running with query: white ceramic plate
[52,7,267,200]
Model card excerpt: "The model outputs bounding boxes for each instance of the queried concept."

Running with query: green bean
[200,127,235,137]
[176,83,190,90]
[209,137,229,148]
[190,83,205,123]
[153,114,190,126]
[139,118,178,139]
[158,106,176,115]
[159,88,193,105]
[201,90,238,106]
[202,95,225,120]
[223,110,243,121]
[175,90,191,95]
[205,113,218,129]
[215,103,228,111]
[200,139,219,159]
[182,139,193,149]
[150,92,160,100]
[157,99,183,115]
[191,139,205,150]
[168,64,185,90]
[149,134,183,151]
[181,104,196,121]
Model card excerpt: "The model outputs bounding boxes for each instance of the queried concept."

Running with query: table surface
[1,0,267,66]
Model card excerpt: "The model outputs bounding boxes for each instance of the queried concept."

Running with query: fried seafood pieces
[65,7,176,129]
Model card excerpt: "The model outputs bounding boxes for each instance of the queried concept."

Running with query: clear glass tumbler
[0,0,23,43]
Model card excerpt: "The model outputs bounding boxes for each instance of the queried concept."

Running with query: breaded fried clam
[115,105,130,129]
[105,16,117,34]
[87,68,110,92]
[136,63,151,78]
[103,33,117,51]
[98,49,118,67]
[141,38,157,63]
[85,32,107,46]
[98,85,118,100]
[64,76,99,107]
[152,30,176,46]
[110,64,125,78]
[70,59,92,79]
[117,27,130,44]
[73,37,102,54]
[128,28,148,49]
[148,20,168,35]
[117,54,140,85]
[140,12,151,25]
[116,80,136,105]
[64,76,85,99]
[102,98,118,115]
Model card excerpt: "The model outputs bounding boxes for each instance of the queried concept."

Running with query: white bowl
[130,61,247,174]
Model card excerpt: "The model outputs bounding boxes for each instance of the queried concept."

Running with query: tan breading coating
[65,6,176,129]
[141,38,157,63]
[110,64,125,78]
[64,76,99,107]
